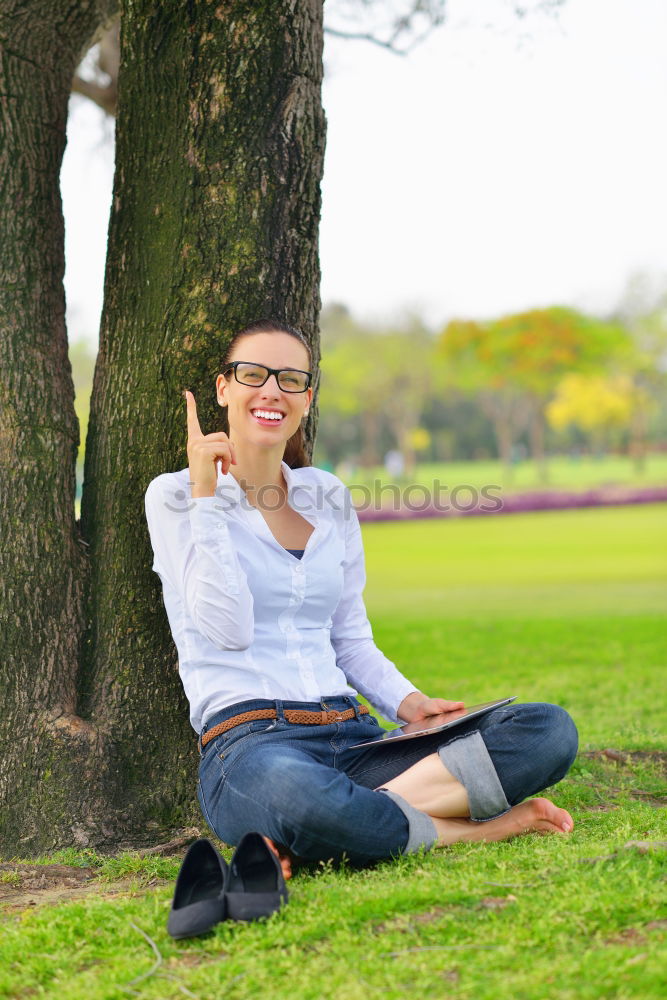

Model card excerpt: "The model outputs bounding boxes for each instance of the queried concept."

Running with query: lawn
[343,452,667,497]
[1,505,665,1000]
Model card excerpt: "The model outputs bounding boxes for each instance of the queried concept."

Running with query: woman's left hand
[397,691,465,723]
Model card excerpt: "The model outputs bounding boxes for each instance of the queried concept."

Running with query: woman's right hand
[397,691,465,723]
[185,390,237,498]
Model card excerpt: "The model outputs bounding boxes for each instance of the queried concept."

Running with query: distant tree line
[315,297,667,478]
[70,294,667,490]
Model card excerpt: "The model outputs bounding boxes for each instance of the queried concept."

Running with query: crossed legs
[377,751,574,846]
[265,753,574,880]
[204,702,579,878]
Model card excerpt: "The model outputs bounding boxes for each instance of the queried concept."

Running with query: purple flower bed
[355,485,667,523]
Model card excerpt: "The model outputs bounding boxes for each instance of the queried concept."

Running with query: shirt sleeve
[144,474,254,650]
[330,494,418,724]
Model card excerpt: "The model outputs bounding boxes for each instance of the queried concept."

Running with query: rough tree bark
[0,1,118,854]
[0,0,326,855]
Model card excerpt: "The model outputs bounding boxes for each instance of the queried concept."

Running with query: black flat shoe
[167,838,228,939]
[225,833,289,921]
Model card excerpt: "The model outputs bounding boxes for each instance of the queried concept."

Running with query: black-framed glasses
[222,361,312,393]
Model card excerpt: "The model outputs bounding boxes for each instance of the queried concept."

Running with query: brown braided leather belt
[200,704,370,748]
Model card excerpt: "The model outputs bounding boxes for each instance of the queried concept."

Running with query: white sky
[61,0,667,344]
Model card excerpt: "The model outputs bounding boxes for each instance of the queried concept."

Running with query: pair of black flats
[167,833,288,939]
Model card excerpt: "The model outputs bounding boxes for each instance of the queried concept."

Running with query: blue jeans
[197,696,578,866]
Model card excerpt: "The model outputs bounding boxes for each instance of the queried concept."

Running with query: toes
[262,836,293,880]
[561,814,574,833]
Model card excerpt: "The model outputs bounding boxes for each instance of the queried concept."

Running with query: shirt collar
[214,460,320,517]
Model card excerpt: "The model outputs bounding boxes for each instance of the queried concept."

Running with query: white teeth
[252,409,283,421]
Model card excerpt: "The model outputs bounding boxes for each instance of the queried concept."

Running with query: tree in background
[373,322,442,475]
[437,308,632,480]
[437,319,533,474]
[545,373,651,456]
[318,306,441,472]
[318,307,384,466]
[69,339,96,494]
[611,277,667,471]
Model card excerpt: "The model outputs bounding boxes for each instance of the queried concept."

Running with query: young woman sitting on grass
[145,319,579,877]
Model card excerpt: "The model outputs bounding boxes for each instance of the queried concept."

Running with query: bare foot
[432,797,574,847]
[262,837,294,880]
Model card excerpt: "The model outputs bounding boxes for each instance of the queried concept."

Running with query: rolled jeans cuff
[378,789,438,854]
[438,731,510,822]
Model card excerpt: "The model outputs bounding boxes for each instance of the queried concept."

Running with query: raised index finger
[184,390,203,439]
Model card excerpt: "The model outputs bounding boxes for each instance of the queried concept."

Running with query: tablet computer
[345,696,517,751]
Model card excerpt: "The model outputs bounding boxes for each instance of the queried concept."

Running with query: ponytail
[283,424,311,469]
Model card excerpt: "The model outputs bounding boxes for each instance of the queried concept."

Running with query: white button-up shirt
[144,461,417,733]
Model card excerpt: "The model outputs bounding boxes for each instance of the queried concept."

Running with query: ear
[216,373,228,407]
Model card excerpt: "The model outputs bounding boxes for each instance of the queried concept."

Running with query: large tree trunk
[76,1,326,849]
[1,0,325,856]
[0,2,118,855]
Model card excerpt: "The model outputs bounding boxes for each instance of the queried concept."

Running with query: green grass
[1,504,666,1000]
[362,503,667,618]
[343,451,667,496]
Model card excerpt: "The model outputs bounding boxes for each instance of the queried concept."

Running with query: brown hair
[220,319,312,469]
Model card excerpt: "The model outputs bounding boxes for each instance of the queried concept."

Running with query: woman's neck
[228,442,287,509]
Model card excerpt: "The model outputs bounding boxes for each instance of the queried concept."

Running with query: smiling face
[215,332,312,450]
